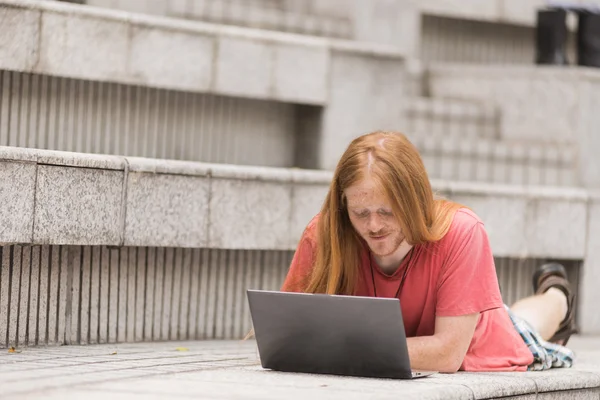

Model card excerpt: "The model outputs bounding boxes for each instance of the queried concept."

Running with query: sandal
[532,262,578,346]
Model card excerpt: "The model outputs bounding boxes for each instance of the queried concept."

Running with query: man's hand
[406,313,479,373]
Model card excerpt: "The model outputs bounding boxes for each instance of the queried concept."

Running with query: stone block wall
[0,148,598,336]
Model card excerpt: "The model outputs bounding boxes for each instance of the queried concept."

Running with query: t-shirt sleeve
[280,226,317,293]
[436,220,503,317]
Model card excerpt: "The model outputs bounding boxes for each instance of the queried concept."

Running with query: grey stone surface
[577,80,600,189]
[210,163,292,182]
[537,389,600,400]
[320,51,407,170]
[124,172,210,247]
[1,338,599,399]
[0,5,40,72]
[273,43,329,104]
[33,165,124,245]
[88,368,472,400]
[525,198,588,259]
[214,36,272,99]
[291,169,333,185]
[521,369,600,393]
[38,10,129,81]
[351,0,420,57]
[442,182,589,259]
[579,199,600,334]
[423,372,536,399]
[428,65,583,144]
[128,26,213,91]
[449,193,528,258]
[290,183,328,245]
[1,0,412,109]
[427,64,600,189]
[0,147,38,162]
[36,150,126,170]
[209,178,292,250]
[0,161,36,244]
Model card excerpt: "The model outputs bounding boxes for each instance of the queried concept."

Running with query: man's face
[344,178,404,258]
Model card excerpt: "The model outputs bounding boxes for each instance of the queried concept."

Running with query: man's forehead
[345,188,390,207]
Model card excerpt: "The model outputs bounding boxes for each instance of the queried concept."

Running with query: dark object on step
[536,9,569,65]
[577,12,600,67]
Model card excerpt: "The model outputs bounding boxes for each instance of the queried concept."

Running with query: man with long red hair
[282,131,576,372]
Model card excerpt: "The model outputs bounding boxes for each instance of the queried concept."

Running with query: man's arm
[407,313,479,373]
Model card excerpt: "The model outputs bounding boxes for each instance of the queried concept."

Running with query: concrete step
[411,133,579,186]
[2,0,400,107]
[402,97,499,140]
[426,63,600,188]
[0,147,596,347]
[1,338,599,399]
[84,0,353,38]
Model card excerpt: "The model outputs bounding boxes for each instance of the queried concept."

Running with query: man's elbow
[438,364,460,374]
[438,354,464,374]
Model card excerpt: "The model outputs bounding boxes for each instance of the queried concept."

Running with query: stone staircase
[402,97,579,186]
[0,0,599,351]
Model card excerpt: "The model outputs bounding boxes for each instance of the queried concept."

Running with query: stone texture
[351,0,420,57]
[273,43,329,105]
[320,52,407,170]
[38,11,129,81]
[0,161,36,244]
[36,150,125,170]
[210,163,292,182]
[33,165,123,245]
[525,198,587,259]
[537,389,600,400]
[129,26,213,91]
[88,365,474,400]
[290,183,328,246]
[424,372,536,399]
[214,37,272,99]
[0,146,39,162]
[1,339,600,398]
[449,193,528,258]
[0,5,40,72]
[500,0,546,26]
[428,66,582,144]
[579,199,600,334]
[209,178,292,250]
[577,80,600,188]
[524,369,600,392]
[418,0,499,21]
[124,172,210,248]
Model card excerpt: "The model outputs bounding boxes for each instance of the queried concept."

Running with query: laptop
[247,289,436,379]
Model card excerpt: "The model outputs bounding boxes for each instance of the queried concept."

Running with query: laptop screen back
[247,290,412,379]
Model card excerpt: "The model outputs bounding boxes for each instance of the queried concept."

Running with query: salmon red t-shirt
[281,208,534,371]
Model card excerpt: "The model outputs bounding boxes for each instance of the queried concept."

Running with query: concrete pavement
[1,336,599,399]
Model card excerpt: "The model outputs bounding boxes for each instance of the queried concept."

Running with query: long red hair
[305,131,463,295]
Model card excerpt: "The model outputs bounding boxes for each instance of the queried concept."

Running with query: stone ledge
[1,337,598,399]
[429,63,600,81]
[0,0,405,106]
[0,147,593,260]
[432,179,589,202]
[3,0,405,58]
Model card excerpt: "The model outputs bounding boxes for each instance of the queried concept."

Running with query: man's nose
[366,214,384,233]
